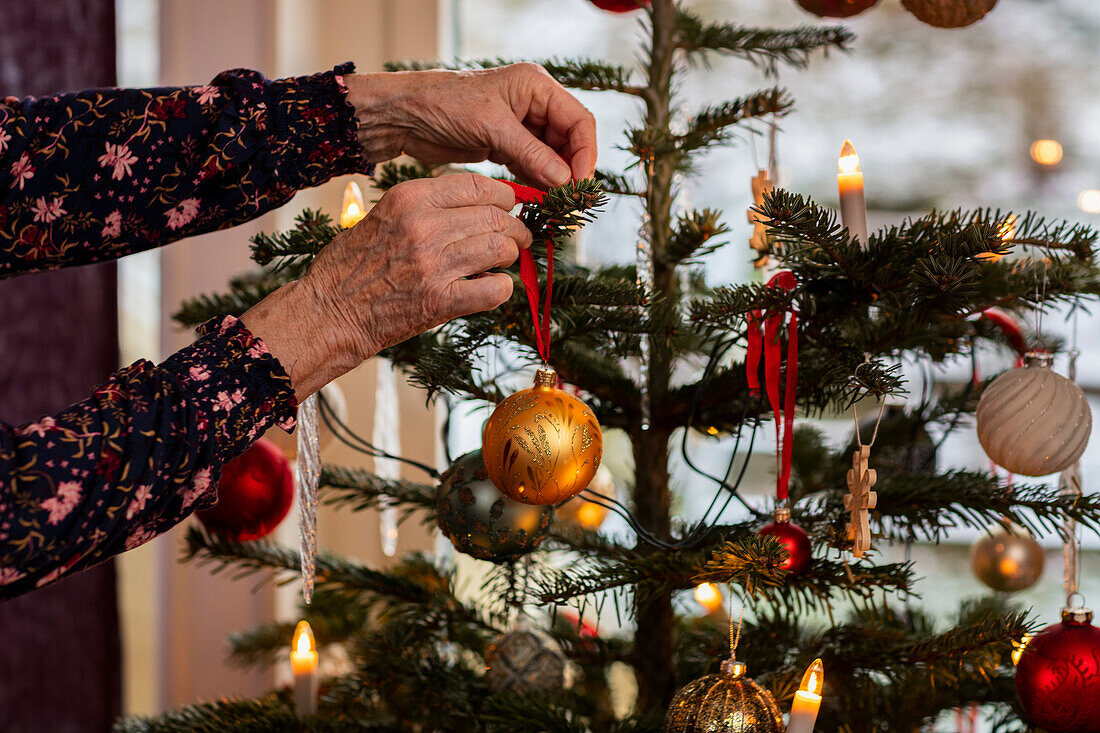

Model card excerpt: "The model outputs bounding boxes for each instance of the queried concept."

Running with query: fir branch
[173,266,297,327]
[661,208,730,265]
[372,160,436,191]
[675,10,854,75]
[249,209,341,269]
[114,695,353,733]
[594,168,644,197]
[679,88,793,152]
[384,57,644,95]
[321,464,438,518]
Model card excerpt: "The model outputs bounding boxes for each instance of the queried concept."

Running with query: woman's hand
[240,174,529,399]
[345,64,597,188]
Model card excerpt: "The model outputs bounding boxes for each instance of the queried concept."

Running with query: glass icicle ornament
[373,358,401,557]
[481,368,603,505]
[976,352,1091,477]
[665,658,783,733]
[295,393,320,604]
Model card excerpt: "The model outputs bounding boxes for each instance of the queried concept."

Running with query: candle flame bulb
[800,658,824,696]
[694,582,723,614]
[291,620,319,716]
[293,620,316,655]
[340,181,366,228]
[838,140,860,175]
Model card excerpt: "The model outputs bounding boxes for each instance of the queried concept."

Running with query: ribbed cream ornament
[976,353,1091,477]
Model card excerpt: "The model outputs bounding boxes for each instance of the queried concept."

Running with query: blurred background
[2,1,1097,730]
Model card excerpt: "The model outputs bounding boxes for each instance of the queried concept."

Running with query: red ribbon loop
[980,307,1026,368]
[500,180,553,362]
[746,270,799,501]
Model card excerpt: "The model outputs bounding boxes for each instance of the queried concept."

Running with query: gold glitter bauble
[971,524,1045,593]
[665,660,783,733]
[484,630,565,693]
[976,352,1091,477]
[900,0,998,28]
[482,369,603,505]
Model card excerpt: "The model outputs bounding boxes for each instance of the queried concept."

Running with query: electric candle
[290,620,319,716]
[837,140,868,247]
[786,658,823,733]
[340,181,366,228]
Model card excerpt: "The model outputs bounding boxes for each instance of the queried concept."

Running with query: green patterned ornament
[436,450,553,563]
[665,659,783,733]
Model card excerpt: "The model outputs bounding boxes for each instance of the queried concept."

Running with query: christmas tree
[121,2,1100,731]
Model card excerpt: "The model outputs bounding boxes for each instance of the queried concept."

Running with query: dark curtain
[0,2,122,732]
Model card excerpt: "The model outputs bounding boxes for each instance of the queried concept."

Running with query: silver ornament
[484,630,565,693]
[665,659,783,733]
[436,450,553,563]
[971,524,1045,593]
[976,352,1091,477]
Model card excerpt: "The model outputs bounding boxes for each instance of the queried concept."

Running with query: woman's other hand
[345,64,597,188]
[240,173,529,399]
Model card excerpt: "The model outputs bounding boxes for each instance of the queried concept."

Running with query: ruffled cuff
[161,315,298,464]
[268,61,373,190]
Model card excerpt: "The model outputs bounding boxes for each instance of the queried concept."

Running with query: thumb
[493,119,572,188]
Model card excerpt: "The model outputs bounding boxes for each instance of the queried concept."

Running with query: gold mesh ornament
[900,0,998,28]
[665,659,783,733]
[482,369,603,505]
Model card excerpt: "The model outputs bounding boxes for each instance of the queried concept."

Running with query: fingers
[542,86,597,182]
[411,173,517,211]
[444,206,533,250]
[448,272,514,316]
[447,233,522,276]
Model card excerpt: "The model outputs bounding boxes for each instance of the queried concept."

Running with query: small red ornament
[758,508,812,574]
[1015,607,1100,733]
[588,0,650,12]
[795,0,878,18]
[196,438,294,541]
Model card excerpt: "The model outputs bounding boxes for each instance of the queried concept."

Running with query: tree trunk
[632,0,679,713]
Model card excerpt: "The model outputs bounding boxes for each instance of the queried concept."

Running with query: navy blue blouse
[0,63,371,599]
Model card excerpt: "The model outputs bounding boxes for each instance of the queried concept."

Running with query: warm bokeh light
[1029,139,1063,166]
[1078,190,1100,214]
[838,139,861,175]
[1012,634,1032,666]
[799,658,824,697]
[574,500,607,530]
[693,582,723,613]
[340,181,367,228]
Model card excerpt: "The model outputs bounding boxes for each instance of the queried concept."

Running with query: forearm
[0,315,295,599]
[0,64,370,278]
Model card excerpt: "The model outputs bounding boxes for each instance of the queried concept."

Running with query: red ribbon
[980,307,1026,368]
[746,270,799,501]
[500,180,553,362]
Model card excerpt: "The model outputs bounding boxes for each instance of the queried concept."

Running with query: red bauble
[1015,608,1100,733]
[758,516,812,574]
[589,0,650,12]
[196,438,294,541]
[795,0,878,18]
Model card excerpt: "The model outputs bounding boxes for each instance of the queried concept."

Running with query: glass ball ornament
[196,438,293,541]
[665,659,783,733]
[484,630,565,693]
[976,352,1091,477]
[900,0,998,27]
[795,0,878,18]
[482,369,603,505]
[758,507,813,574]
[970,524,1044,593]
[435,450,553,563]
[589,0,650,11]
[1015,607,1100,732]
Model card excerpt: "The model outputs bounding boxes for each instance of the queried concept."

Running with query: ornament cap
[1062,606,1094,624]
[1024,351,1054,369]
[719,658,747,678]
[773,506,792,523]
[534,369,557,387]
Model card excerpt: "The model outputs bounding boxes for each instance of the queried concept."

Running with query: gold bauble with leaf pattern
[482,369,603,505]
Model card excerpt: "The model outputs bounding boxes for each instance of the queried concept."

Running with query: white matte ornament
[976,352,1091,477]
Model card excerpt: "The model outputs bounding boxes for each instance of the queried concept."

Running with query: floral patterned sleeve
[0,316,296,598]
[0,62,370,276]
